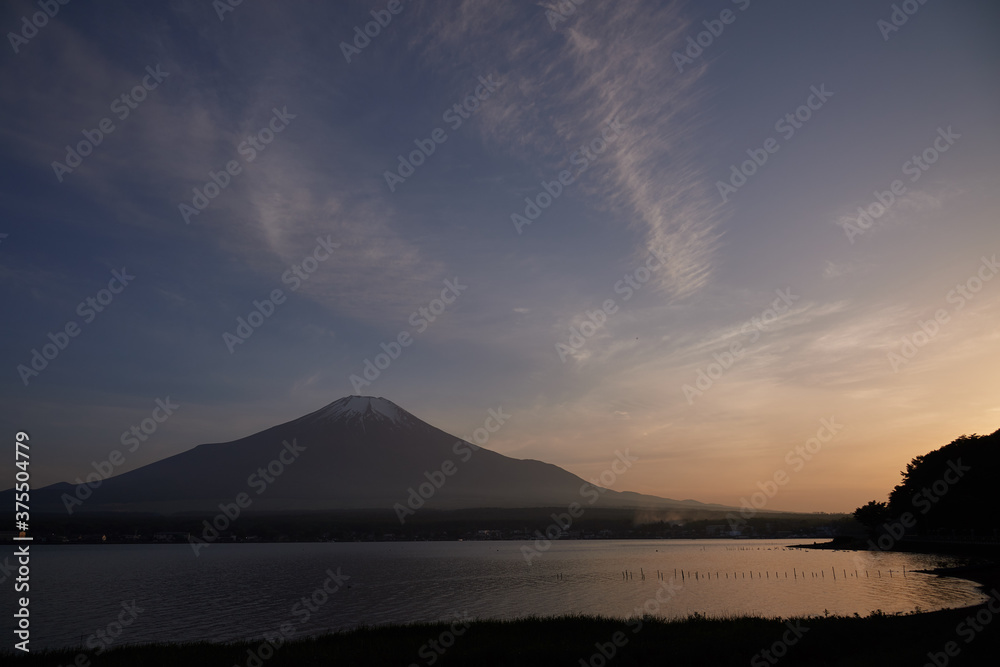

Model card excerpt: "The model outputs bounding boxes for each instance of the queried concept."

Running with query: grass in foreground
[6,604,1000,667]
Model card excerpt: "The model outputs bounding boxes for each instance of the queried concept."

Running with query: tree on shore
[853,500,888,535]
[853,428,1000,536]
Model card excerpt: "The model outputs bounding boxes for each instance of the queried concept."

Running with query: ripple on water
[9,540,988,650]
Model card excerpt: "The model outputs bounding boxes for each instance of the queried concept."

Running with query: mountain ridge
[8,395,757,516]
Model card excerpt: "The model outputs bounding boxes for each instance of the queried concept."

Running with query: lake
[7,539,988,650]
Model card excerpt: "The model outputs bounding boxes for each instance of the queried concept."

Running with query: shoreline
[10,539,998,665]
[9,551,1000,665]
[789,537,1000,603]
[7,604,1000,666]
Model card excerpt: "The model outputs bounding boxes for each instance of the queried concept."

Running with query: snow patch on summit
[313,396,410,425]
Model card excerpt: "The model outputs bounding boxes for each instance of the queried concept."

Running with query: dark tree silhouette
[855,428,1000,536]
[853,500,888,535]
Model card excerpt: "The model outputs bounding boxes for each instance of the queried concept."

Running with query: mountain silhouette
[15,396,738,515]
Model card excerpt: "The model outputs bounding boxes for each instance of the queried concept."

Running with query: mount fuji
[16,396,732,515]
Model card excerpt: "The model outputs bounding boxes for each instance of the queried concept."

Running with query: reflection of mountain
[13,396,740,515]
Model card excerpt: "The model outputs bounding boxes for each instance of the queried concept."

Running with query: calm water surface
[10,539,988,649]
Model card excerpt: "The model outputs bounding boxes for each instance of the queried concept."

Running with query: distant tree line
[29,507,843,544]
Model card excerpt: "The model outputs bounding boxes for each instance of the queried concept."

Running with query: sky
[1,0,998,514]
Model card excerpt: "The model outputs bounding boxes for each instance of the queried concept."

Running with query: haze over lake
[12,540,987,651]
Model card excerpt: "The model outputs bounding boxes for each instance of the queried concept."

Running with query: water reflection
[15,539,987,649]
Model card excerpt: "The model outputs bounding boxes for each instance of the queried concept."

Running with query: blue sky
[2,0,998,513]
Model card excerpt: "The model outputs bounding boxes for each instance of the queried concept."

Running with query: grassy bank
[7,600,1000,667]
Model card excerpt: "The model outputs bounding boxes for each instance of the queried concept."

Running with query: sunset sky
[2,0,998,514]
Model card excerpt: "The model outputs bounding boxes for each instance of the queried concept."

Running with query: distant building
[153,531,189,542]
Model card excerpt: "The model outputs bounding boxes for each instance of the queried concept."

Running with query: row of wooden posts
[605,567,908,581]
